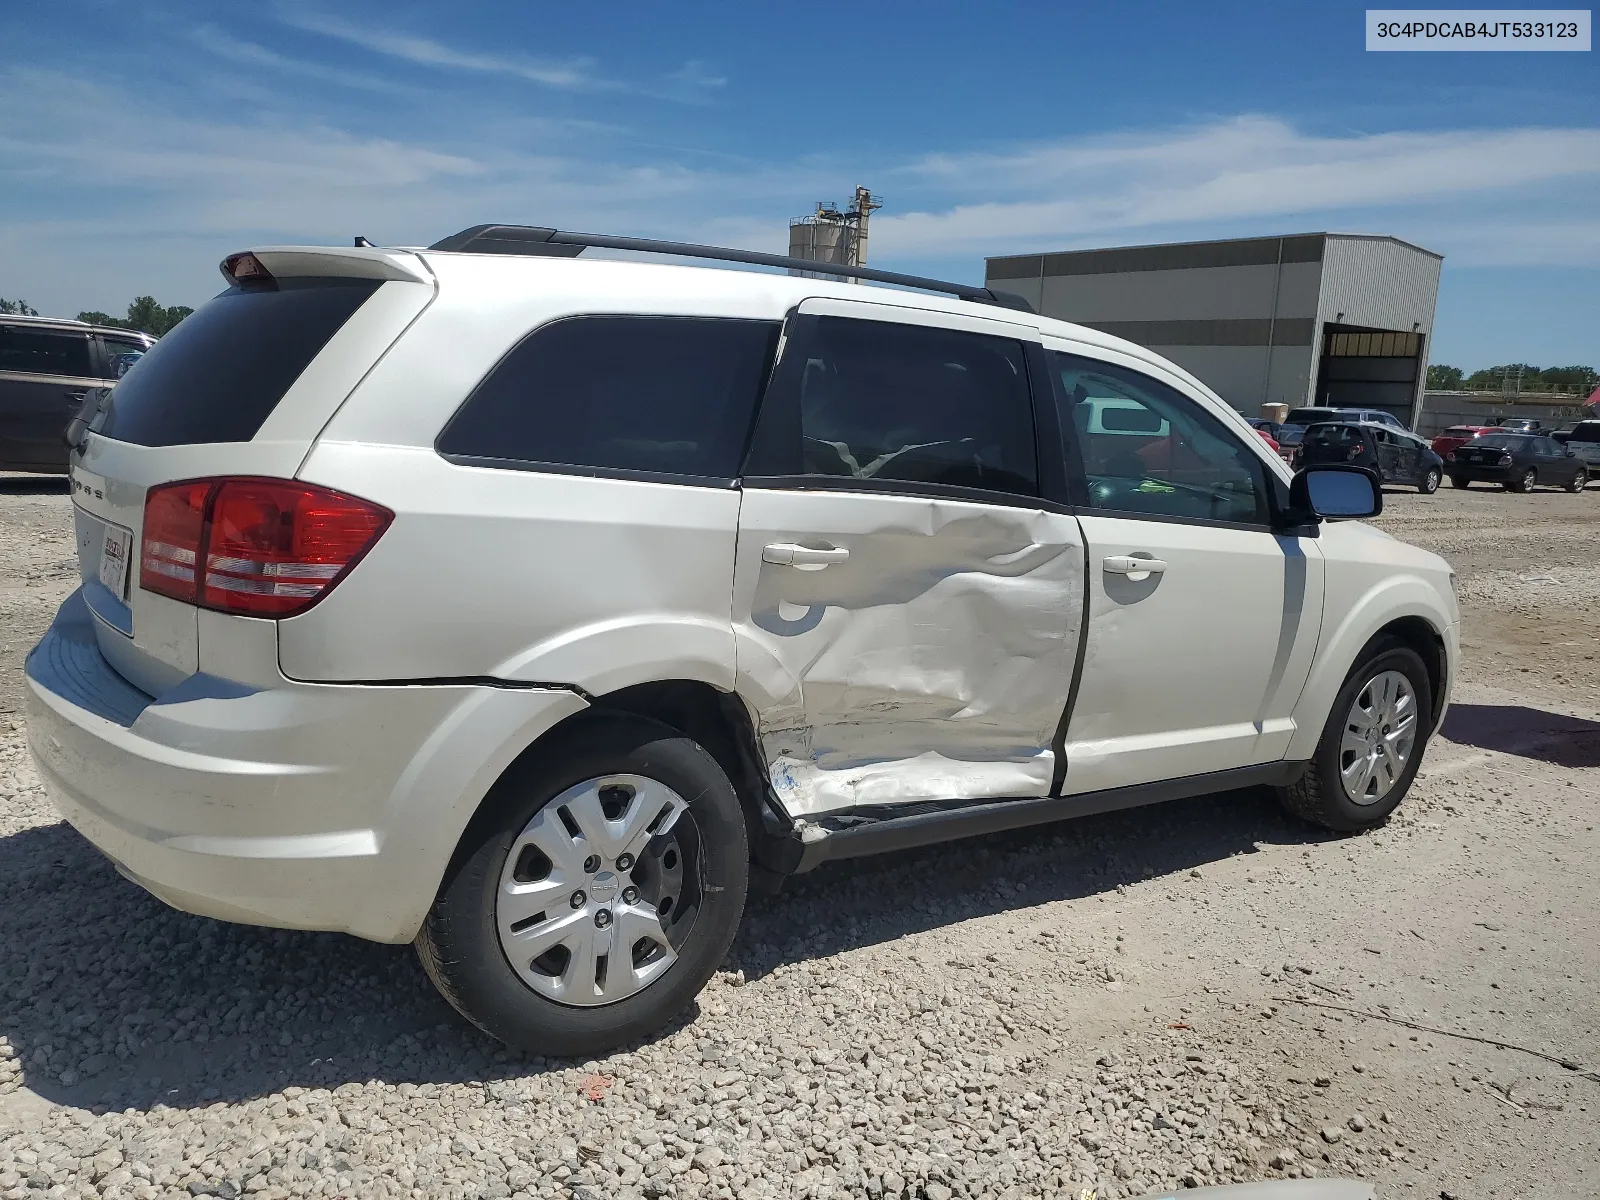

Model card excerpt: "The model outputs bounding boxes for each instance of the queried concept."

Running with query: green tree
[1426,364,1464,389]
[76,296,194,337]
[1540,365,1598,395]
[0,298,40,316]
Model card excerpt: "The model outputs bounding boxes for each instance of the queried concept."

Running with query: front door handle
[1103,555,1167,579]
[763,543,850,568]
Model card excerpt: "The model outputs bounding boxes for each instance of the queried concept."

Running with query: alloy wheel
[1338,670,1418,806]
[496,774,699,1007]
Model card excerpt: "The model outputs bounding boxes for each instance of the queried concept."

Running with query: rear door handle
[763,543,850,568]
[1103,555,1167,578]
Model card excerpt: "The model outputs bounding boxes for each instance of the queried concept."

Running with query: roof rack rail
[427,224,1035,314]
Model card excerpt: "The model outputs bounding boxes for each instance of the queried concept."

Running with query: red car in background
[1431,425,1500,464]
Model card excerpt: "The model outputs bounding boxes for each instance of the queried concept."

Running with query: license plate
[98,524,132,600]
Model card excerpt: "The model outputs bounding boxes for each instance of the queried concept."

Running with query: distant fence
[1413,391,1593,438]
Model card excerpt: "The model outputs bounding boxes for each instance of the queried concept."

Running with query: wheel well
[1369,617,1446,722]
[581,680,798,872]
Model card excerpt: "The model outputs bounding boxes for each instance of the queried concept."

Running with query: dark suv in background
[1297,420,1445,493]
[0,315,153,473]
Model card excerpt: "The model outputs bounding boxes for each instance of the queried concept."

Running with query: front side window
[102,335,149,380]
[796,316,1037,495]
[1054,352,1270,524]
[0,326,92,378]
[438,316,780,479]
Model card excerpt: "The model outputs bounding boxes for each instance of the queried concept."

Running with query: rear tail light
[140,477,391,617]
[1499,453,1513,465]
[1347,445,1364,460]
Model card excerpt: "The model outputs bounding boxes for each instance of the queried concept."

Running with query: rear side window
[1572,425,1600,443]
[94,279,379,447]
[0,326,92,378]
[438,316,780,480]
[796,317,1037,495]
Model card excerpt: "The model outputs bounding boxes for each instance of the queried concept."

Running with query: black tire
[416,715,749,1056]
[1449,475,1469,489]
[1274,641,1433,833]
[1566,469,1587,493]
[1418,467,1441,494]
[1511,468,1537,493]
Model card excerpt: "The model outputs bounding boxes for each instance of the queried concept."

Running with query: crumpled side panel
[733,490,1084,818]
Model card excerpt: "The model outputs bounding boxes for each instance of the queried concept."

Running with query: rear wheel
[1449,475,1469,489]
[1275,641,1432,832]
[1566,468,1588,493]
[1511,468,1537,493]
[416,715,749,1055]
[1418,467,1441,494]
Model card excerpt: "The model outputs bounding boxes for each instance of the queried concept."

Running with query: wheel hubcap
[496,774,697,1007]
[1338,670,1418,806]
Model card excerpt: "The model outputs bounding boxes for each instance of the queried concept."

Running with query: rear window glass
[438,316,780,479]
[94,279,379,447]
[1570,424,1600,443]
[1473,435,1527,450]
[0,326,92,378]
[1305,424,1362,446]
[1286,408,1339,425]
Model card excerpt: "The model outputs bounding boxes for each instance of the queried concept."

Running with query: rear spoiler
[219,246,431,287]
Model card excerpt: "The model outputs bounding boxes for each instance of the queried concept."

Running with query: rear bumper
[26,589,587,942]
[1450,465,1514,481]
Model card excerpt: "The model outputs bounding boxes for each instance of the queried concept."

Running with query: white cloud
[279,8,605,91]
[874,116,1600,257]
[189,25,416,95]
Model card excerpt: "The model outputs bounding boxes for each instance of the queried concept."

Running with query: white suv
[26,227,1459,1054]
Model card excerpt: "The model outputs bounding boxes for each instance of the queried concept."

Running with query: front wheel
[416,715,749,1056]
[1566,469,1588,493]
[1511,468,1537,493]
[1418,467,1441,494]
[1275,642,1433,832]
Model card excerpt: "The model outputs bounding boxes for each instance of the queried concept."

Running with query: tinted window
[1571,425,1600,443]
[1286,408,1340,425]
[439,316,778,479]
[1305,424,1363,448]
[796,317,1036,495]
[96,279,378,447]
[1055,353,1269,524]
[1473,435,1528,450]
[0,326,92,378]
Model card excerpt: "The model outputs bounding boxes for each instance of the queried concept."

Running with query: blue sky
[1,1,1595,371]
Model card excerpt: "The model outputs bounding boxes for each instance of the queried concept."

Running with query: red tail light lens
[140,478,391,617]
[140,481,210,603]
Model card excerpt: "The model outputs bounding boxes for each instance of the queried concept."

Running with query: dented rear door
[731,300,1084,819]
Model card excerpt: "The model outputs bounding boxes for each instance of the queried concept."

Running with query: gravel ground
[1,473,1597,1200]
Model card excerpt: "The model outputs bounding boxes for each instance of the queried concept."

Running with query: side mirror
[1290,464,1383,520]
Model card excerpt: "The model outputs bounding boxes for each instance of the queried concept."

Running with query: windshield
[1286,408,1339,425]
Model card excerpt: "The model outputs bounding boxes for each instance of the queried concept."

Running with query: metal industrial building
[985,233,1442,426]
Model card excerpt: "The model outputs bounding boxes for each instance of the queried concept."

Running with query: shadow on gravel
[0,475,69,495]
[1441,703,1600,768]
[0,784,1326,1113]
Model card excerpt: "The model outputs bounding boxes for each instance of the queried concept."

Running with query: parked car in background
[26,230,1459,1055]
[1430,425,1500,464]
[1286,406,1407,431]
[1496,418,1543,434]
[1551,420,1600,474]
[1244,417,1281,452]
[1448,433,1587,492]
[1298,421,1445,493]
[1,315,154,473]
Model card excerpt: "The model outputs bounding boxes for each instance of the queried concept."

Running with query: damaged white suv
[27,226,1458,1054]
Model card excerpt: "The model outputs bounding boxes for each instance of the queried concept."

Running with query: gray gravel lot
[1,474,1597,1200]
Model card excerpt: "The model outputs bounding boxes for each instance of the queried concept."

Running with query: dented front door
[732,489,1084,818]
